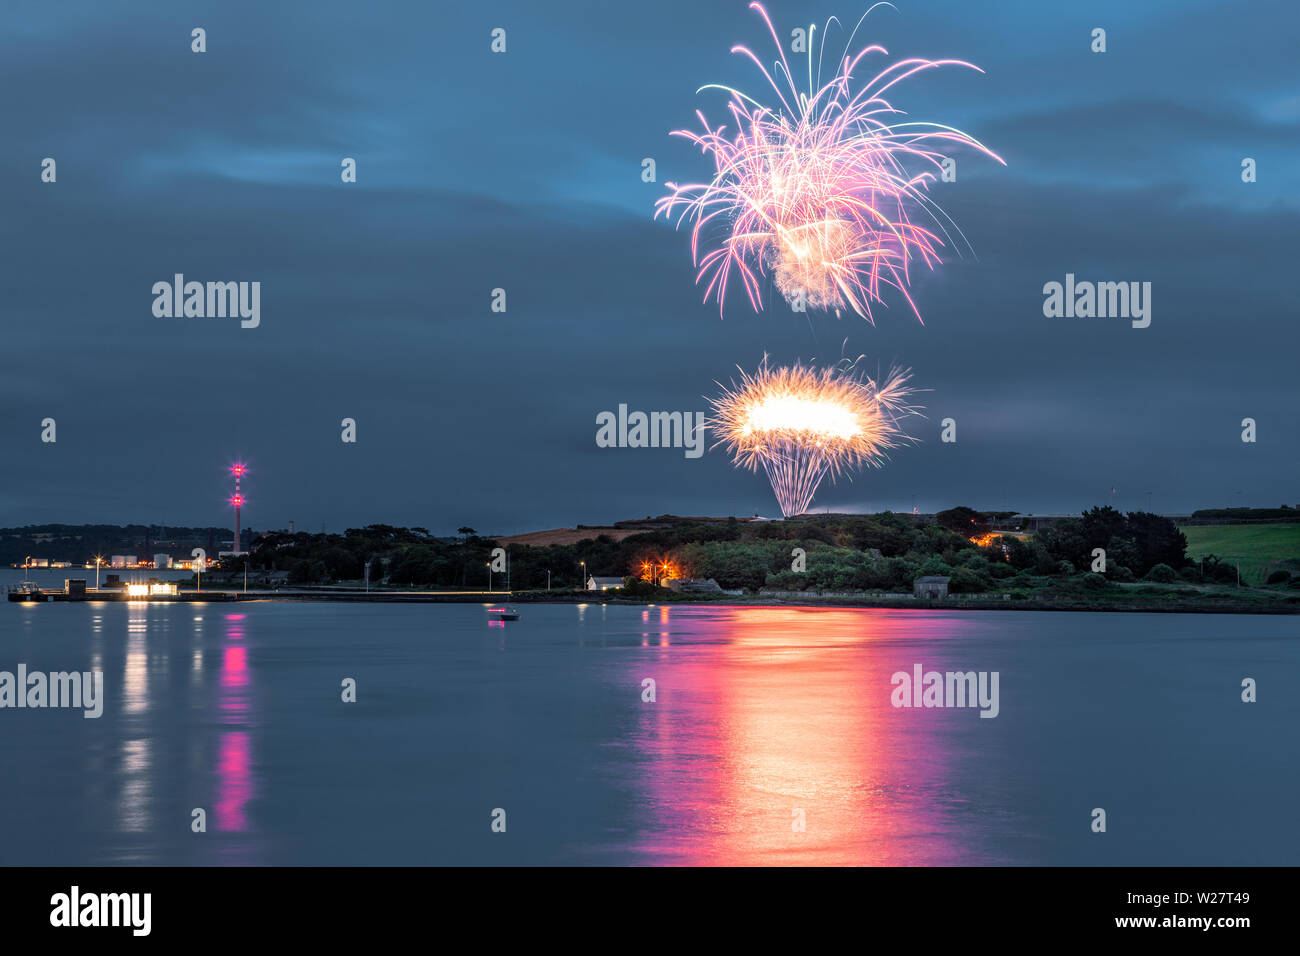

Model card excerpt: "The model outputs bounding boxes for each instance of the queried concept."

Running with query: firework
[656,2,1004,321]
[709,359,918,517]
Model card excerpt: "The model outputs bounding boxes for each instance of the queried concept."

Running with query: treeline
[224,515,946,588]
[226,525,485,586]
[1030,507,1186,577]
[671,508,1192,592]
[215,507,1219,593]
[504,512,977,590]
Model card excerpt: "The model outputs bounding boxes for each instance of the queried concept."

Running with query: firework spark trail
[709,359,918,517]
[656,2,1005,322]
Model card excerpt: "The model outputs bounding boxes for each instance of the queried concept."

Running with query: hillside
[1179,523,1300,585]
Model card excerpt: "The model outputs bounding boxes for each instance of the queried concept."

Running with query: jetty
[6,582,507,604]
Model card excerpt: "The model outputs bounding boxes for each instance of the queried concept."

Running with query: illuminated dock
[7,584,513,604]
[7,585,241,603]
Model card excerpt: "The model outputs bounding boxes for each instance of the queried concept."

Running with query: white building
[153,554,172,569]
[110,555,137,569]
[586,576,625,591]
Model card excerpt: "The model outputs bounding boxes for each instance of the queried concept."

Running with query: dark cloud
[1,0,1295,530]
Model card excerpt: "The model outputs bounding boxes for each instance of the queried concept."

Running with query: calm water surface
[1,585,1296,865]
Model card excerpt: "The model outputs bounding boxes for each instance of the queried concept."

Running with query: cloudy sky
[2,0,1296,534]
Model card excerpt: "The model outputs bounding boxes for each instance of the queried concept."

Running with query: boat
[487,553,519,620]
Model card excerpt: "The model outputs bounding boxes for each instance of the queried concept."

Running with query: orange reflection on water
[629,606,985,865]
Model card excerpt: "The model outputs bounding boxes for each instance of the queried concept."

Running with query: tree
[1125,512,1188,573]
[1080,506,1127,548]
[935,506,989,539]
[1105,534,1142,573]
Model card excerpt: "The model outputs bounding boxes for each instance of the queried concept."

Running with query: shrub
[1144,563,1177,583]
[1032,546,1058,575]
[1266,570,1291,586]
[621,577,667,597]
[918,555,955,577]
[764,570,804,590]
[948,567,992,593]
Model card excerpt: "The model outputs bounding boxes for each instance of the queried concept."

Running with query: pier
[6,585,509,604]
[7,586,242,603]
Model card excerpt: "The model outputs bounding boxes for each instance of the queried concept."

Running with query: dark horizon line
[3,501,1297,539]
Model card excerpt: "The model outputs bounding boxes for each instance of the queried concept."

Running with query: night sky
[2,0,1296,534]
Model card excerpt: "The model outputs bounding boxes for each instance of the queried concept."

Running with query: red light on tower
[229,463,247,554]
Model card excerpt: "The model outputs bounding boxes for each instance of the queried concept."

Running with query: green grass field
[1179,523,1300,585]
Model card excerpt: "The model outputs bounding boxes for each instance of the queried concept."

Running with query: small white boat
[488,606,520,622]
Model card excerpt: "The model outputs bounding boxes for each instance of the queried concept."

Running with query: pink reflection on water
[219,646,249,715]
[628,606,999,866]
[214,731,253,831]
[214,615,254,835]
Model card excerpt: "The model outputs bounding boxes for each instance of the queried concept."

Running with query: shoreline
[10,588,1298,614]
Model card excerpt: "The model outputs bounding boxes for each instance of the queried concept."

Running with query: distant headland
[6,506,1300,613]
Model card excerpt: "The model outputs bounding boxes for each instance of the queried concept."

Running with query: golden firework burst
[709,359,919,516]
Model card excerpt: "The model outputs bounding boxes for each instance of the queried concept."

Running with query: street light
[486,562,492,591]
[546,569,551,591]
[94,555,103,590]
[580,560,587,591]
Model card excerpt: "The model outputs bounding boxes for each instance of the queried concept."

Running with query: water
[1,587,1296,865]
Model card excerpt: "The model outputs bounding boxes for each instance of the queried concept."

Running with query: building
[110,555,137,569]
[586,576,625,591]
[914,575,950,600]
[125,582,180,598]
[153,554,172,569]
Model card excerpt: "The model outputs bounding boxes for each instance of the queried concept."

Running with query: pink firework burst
[655,2,1005,322]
